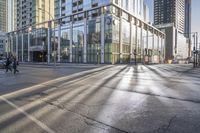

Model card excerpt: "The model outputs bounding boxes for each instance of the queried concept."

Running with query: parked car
[0,57,6,69]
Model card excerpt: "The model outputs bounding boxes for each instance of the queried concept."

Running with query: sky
[144,0,200,39]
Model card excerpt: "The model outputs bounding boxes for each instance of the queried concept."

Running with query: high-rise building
[0,0,7,32]
[154,0,185,33]
[7,0,16,32]
[16,0,54,29]
[154,0,191,61]
[184,0,191,38]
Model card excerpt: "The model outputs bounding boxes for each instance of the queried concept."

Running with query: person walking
[5,57,12,72]
[13,58,19,74]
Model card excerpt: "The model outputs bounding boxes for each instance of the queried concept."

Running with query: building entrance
[31,51,47,62]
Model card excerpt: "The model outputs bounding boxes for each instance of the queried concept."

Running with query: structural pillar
[57,23,61,62]
[47,22,51,64]
[16,33,18,60]
[21,33,24,62]
[152,30,155,63]
[83,18,87,63]
[70,22,73,63]
[119,13,123,63]
[146,27,149,64]
[100,13,105,64]
[130,18,133,63]
[28,31,30,62]
[10,34,13,54]
[140,23,143,64]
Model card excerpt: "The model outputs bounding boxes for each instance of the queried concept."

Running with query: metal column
[21,33,24,62]
[70,22,73,63]
[130,19,133,63]
[16,33,18,60]
[100,13,105,64]
[28,32,30,62]
[83,18,87,63]
[47,22,51,64]
[119,14,123,63]
[57,23,61,62]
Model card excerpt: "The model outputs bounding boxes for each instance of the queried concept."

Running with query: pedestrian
[5,57,12,72]
[13,58,19,74]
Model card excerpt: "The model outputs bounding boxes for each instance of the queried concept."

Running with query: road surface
[0,64,200,133]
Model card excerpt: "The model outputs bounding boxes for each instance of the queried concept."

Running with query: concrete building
[16,0,54,29]
[184,0,191,38]
[0,0,7,32]
[7,0,165,64]
[154,0,185,33]
[154,0,191,62]
[155,23,189,61]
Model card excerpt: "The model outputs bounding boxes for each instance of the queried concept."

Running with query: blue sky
[144,0,200,37]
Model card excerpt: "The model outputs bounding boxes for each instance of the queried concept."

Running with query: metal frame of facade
[6,3,165,64]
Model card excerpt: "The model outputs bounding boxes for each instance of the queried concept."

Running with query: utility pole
[196,33,198,66]
[193,33,196,68]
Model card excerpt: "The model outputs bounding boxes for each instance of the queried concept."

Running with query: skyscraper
[154,0,185,33]
[16,0,54,29]
[0,0,7,32]
[184,0,191,38]
[7,0,16,32]
[154,0,191,61]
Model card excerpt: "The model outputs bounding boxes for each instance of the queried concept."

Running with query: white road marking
[1,65,112,99]
[0,96,55,133]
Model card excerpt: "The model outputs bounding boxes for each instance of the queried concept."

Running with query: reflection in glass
[61,28,70,63]
[72,25,84,63]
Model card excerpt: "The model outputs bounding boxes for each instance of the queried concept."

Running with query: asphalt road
[0,64,200,133]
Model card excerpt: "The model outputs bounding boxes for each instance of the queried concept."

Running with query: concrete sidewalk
[19,62,109,69]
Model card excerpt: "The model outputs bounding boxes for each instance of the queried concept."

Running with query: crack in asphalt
[42,99,129,133]
[154,115,177,133]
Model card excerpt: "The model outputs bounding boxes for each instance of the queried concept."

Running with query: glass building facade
[7,0,165,64]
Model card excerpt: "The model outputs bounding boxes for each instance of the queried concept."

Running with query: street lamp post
[38,8,56,67]
[195,33,198,67]
[182,32,198,68]
[193,33,196,68]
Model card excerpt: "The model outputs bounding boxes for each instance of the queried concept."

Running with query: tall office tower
[16,0,54,29]
[0,0,7,32]
[7,0,16,32]
[154,0,191,61]
[184,0,191,38]
[154,0,185,33]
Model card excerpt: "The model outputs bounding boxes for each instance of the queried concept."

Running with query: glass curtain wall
[87,19,101,63]
[18,33,22,62]
[60,26,71,63]
[148,30,153,63]
[136,26,142,63]
[72,25,84,63]
[132,22,137,63]
[51,29,59,62]
[23,32,28,62]
[12,34,17,57]
[111,16,120,64]
[153,34,158,63]
[142,27,147,63]
[30,28,48,62]
[122,19,130,63]
[104,15,113,64]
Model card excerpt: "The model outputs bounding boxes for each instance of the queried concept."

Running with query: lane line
[1,65,113,99]
[0,96,55,133]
